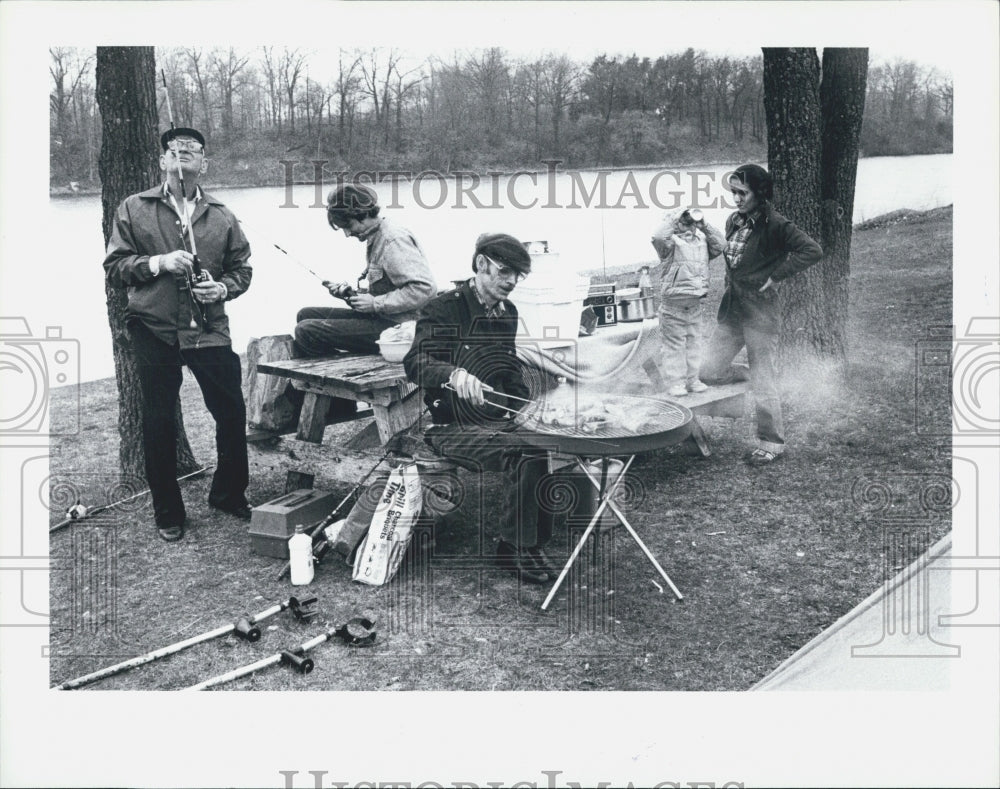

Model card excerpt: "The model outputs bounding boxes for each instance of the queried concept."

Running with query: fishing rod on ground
[184,617,376,691]
[49,465,213,534]
[160,70,211,332]
[53,596,318,691]
[275,448,394,580]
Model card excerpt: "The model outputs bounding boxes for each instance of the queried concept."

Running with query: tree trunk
[96,46,199,481]
[818,48,869,361]
[762,48,824,365]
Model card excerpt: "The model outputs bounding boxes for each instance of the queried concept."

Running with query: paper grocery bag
[351,463,422,586]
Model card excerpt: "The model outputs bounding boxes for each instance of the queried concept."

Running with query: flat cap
[160,127,206,151]
[475,233,531,275]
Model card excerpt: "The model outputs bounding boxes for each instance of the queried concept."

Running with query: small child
[650,208,726,397]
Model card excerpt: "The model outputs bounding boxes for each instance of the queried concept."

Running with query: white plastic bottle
[289,524,315,586]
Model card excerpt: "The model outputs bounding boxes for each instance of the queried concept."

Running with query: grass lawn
[47,206,952,691]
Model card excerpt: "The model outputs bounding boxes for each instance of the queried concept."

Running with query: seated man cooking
[403,233,558,586]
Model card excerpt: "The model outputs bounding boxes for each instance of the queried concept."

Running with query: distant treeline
[50,46,952,191]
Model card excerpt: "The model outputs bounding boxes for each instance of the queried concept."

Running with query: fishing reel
[328,282,355,300]
[191,256,210,284]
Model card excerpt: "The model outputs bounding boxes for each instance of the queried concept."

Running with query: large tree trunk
[818,48,869,361]
[762,48,824,365]
[96,46,199,481]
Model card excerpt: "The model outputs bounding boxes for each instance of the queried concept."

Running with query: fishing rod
[275,448,393,580]
[184,617,376,691]
[53,596,318,690]
[236,218,366,303]
[49,465,213,534]
[160,70,210,331]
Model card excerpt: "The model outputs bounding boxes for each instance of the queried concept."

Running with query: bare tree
[334,49,362,157]
[260,46,282,129]
[185,48,214,133]
[280,48,307,133]
[209,47,250,134]
[50,48,94,181]
[542,54,578,156]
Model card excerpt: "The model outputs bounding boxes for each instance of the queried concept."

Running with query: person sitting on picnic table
[403,233,559,586]
[293,182,437,357]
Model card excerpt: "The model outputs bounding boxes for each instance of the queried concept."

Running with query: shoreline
[48,151,951,198]
[54,204,953,391]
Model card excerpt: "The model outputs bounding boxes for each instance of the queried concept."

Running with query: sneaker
[667,384,688,397]
[744,448,784,466]
[687,380,709,393]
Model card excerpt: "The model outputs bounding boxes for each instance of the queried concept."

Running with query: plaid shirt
[469,277,507,318]
[723,209,762,270]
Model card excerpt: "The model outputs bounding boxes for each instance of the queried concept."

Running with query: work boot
[527,545,561,581]
[496,540,548,585]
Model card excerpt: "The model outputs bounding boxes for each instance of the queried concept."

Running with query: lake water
[39,154,951,383]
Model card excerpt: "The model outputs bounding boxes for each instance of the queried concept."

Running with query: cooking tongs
[443,381,529,417]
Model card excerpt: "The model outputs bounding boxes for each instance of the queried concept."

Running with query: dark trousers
[128,321,249,527]
[294,307,395,356]
[425,423,554,549]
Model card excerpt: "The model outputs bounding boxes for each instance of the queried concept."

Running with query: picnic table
[255,354,422,447]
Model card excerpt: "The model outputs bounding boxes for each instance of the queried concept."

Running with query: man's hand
[323,280,350,299]
[448,368,493,406]
[192,271,226,303]
[347,292,376,313]
[158,250,195,277]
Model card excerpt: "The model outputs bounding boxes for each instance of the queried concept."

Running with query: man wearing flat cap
[404,233,560,585]
[104,127,253,542]
[293,182,436,357]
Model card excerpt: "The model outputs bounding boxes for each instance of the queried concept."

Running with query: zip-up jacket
[651,212,726,299]
[103,184,252,349]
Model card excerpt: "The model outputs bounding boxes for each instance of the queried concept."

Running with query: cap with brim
[475,233,531,275]
[161,127,206,151]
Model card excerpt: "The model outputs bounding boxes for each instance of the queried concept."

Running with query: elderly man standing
[403,233,558,586]
[104,127,253,542]
[293,183,436,357]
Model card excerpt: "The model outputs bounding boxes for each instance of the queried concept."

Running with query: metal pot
[617,287,656,322]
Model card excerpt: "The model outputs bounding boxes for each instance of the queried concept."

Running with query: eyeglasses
[168,140,204,153]
[484,256,528,283]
